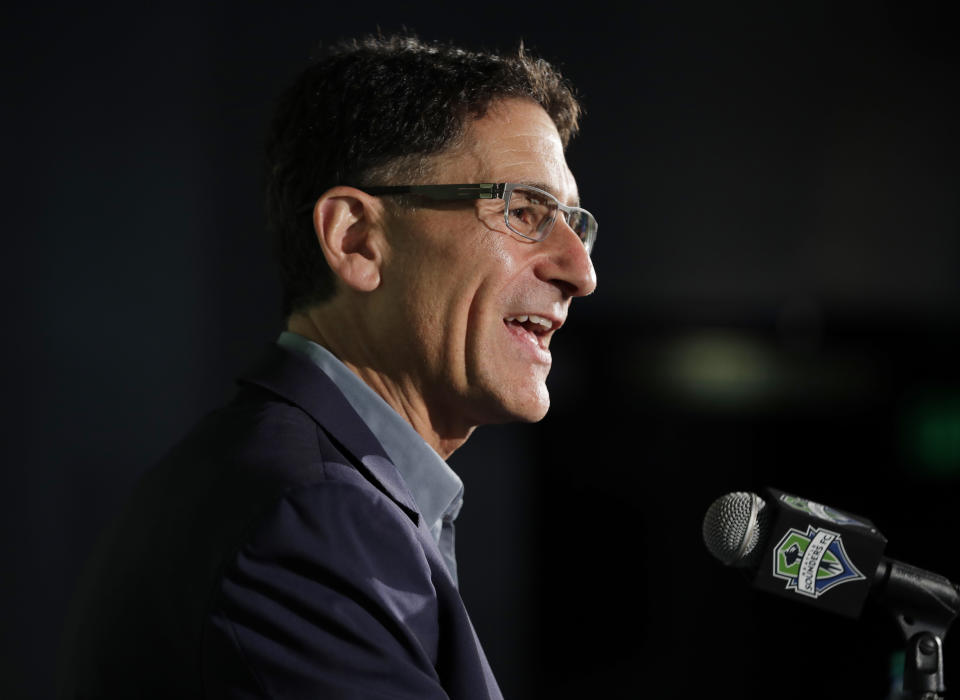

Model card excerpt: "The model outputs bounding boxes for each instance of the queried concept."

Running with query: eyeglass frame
[355,182,597,254]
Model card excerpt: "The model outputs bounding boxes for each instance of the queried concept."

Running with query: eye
[508,206,537,224]
[506,191,552,232]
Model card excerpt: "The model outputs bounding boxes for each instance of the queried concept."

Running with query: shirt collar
[276,332,464,535]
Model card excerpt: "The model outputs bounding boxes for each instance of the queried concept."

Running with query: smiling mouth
[504,314,558,351]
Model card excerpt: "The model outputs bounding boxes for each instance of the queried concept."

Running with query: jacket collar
[237,344,420,523]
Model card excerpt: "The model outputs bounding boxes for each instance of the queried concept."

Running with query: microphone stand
[873,559,960,699]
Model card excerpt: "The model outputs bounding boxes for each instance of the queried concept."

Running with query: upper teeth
[506,314,552,330]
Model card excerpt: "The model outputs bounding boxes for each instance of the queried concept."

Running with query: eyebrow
[519,181,581,208]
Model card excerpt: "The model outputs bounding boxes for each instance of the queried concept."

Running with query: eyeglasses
[361,182,597,254]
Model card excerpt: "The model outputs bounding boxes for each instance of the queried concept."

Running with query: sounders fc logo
[772,526,865,598]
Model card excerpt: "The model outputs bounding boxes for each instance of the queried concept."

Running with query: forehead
[433,98,580,206]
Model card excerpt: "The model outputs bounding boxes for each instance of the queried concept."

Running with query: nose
[534,217,597,298]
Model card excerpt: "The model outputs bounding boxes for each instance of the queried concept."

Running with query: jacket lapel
[238,344,420,524]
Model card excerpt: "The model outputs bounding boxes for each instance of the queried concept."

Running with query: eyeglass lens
[505,188,556,239]
[505,186,596,252]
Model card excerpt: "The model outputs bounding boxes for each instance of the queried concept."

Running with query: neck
[287,308,474,460]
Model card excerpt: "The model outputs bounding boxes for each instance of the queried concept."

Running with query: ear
[311,187,386,293]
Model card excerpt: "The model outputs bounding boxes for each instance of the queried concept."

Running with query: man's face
[373,98,597,430]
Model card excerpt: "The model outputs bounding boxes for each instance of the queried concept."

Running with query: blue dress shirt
[277,331,464,584]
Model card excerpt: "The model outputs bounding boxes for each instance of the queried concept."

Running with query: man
[59,35,597,698]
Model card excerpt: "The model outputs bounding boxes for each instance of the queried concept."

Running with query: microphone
[703,488,960,627]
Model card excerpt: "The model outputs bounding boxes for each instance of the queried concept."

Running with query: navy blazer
[59,345,503,699]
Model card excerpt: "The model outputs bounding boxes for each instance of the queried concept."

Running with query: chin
[486,385,551,424]
[518,404,550,423]
[468,364,552,424]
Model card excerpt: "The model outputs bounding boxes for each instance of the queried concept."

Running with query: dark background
[3,2,958,698]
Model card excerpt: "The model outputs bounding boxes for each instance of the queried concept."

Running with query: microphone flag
[752,487,888,617]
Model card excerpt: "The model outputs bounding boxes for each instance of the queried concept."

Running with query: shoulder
[225,477,433,604]
[61,356,447,698]
[194,387,441,646]
[203,478,444,698]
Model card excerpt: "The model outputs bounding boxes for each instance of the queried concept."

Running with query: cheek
[396,222,529,348]
[474,229,528,292]
[466,244,528,335]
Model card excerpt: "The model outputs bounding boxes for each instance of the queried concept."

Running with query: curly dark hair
[265,34,582,317]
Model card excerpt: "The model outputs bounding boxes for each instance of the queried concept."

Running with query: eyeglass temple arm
[362,183,506,200]
[297,183,507,214]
